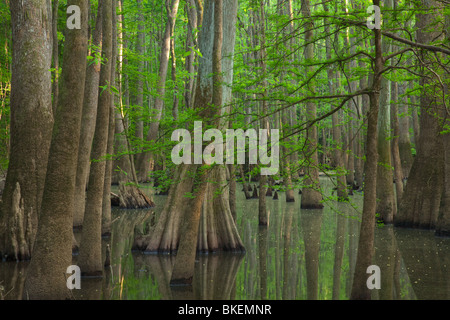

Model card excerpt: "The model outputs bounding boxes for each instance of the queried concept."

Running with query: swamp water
[1,178,449,300]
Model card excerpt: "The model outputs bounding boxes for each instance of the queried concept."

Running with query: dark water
[1,178,449,300]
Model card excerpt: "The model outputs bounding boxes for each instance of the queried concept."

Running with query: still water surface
[1,178,449,300]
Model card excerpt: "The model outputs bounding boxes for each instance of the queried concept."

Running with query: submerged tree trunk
[0,0,53,262]
[23,0,89,299]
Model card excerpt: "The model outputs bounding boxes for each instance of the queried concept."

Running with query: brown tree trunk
[395,0,445,230]
[436,130,450,236]
[78,0,113,278]
[23,0,89,299]
[0,0,53,261]
[435,14,450,237]
[73,0,103,228]
[351,6,382,298]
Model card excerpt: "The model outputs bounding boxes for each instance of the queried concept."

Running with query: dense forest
[0,0,449,301]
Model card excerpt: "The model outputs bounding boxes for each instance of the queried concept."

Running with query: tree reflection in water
[1,179,449,300]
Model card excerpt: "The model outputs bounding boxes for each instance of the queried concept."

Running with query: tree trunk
[376,0,396,224]
[257,0,269,225]
[0,0,54,262]
[78,0,113,278]
[278,0,295,203]
[436,130,450,236]
[139,0,243,259]
[390,80,404,207]
[395,0,445,230]
[351,6,382,298]
[23,0,89,299]
[102,0,118,237]
[73,0,103,228]
[170,0,227,285]
[398,82,413,178]
[300,0,323,209]
[435,14,450,237]
[184,0,198,110]
[133,0,145,142]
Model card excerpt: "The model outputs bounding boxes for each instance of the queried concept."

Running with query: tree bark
[395,0,445,230]
[435,14,450,237]
[0,0,54,261]
[78,0,113,278]
[23,0,89,299]
[73,0,103,228]
[102,0,118,237]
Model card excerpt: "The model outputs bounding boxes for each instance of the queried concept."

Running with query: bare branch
[382,31,450,55]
